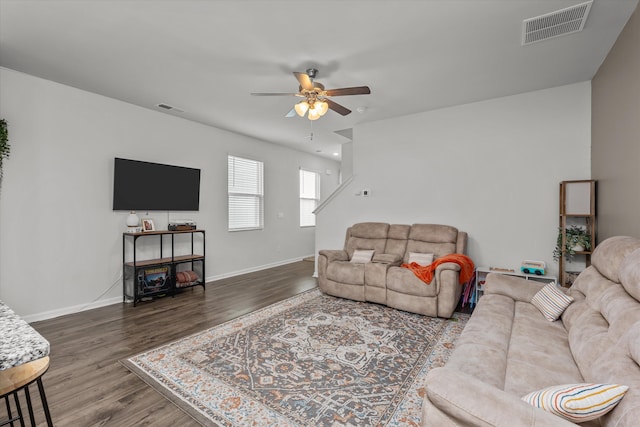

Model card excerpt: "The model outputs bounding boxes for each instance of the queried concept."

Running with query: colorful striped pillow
[530,282,574,321]
[522,383,629,422]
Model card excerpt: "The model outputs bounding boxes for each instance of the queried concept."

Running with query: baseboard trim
[204,255,314,283]
[22,256,315,323]
[22,296,123,324]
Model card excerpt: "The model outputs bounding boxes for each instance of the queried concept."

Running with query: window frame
[228,155,264,232]
[299,168,320,228]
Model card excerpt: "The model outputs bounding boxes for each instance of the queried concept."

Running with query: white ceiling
[0,0,637,160]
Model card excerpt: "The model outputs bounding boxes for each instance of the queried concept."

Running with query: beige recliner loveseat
[423,235,640,426]
[317,222,468,318]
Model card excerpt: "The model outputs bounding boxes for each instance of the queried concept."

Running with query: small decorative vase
[572,244,584,252]
[126,211,140,227]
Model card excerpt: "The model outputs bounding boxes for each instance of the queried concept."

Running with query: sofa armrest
[372,253,402,265]
[484,273,552,302]
[435,262,461,273]
[318,249,349,263]
[425,367,576,427]
[434,262,461,287]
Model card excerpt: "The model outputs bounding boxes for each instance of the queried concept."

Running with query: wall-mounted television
[113,158,201,211]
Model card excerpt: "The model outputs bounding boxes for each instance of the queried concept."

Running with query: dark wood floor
[25,260,317,426]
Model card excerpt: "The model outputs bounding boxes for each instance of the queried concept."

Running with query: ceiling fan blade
[294,72,314,91]
[251,92,299,96]
[325,86,371,97]
[285,108,296,118]
[325,99,352,116]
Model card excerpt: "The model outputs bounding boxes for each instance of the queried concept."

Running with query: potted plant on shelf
[553,225,592,261]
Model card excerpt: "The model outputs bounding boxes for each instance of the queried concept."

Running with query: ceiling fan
[251,68,371,120]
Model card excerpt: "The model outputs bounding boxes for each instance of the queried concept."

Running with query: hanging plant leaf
[0,119,9,182]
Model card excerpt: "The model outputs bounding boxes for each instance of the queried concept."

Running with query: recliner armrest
[318,249,349,263]
[372,253,402,265]
[425,367,576,427]
[484,273,551,302]
[435,262,461,273]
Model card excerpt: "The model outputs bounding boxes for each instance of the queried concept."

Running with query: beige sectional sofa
[317,222,468,318]
[423,236,640,426]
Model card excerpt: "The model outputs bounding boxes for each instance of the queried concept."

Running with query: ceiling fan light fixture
[251,68,370,120]
[308,108,321,120]
[317,100,329,116]
[294,101,309,117]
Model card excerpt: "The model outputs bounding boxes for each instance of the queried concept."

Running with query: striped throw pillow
[531,282,574,321]
[522,383,629,422]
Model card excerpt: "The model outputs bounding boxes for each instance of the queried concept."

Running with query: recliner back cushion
[344,222,390,259]
[564,236,640,427]
[384,224,410,258]
[403,224,458,262]
[619,247,640,301]
[591,236,640,284]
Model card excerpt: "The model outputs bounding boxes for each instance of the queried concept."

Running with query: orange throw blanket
[401,254,475,285]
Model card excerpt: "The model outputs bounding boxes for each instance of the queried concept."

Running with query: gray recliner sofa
[423,235,640,426]
[317,222,468,318]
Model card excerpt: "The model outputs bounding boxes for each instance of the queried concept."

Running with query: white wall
[316,82,591,277]
[0,68,340,319]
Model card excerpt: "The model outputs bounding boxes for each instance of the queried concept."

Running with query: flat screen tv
[113,158,201,211]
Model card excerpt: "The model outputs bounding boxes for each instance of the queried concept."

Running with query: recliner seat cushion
[387,268,438,297]
[326,261,364,285]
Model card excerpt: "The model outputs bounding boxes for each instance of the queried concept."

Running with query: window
[228,155,264,231]
[300,169,320,227]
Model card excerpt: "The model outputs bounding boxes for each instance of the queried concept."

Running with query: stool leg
[2,392,24,427]
[11,393,25,427]
[4,395,14,427]
[21,388,34,427]
[36,379,52,427]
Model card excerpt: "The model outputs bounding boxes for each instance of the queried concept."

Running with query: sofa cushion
[350,249,374,263]
[444,294,513,389]
[619,247,640,301]
[326,261,364,285]
[386,267,438,297]
[403,224,458,262]
[408,252,434,266]
[530,283,574,321]
[522,383,629,423]
[504,301,583,396]
[409,223,458,243]
[384,224,410,258]
[344,222,389,259]
[591,236,640,284]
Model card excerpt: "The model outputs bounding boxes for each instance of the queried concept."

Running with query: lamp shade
[317,101,329,115]
[294,101,309,117]
[308,109,321,120]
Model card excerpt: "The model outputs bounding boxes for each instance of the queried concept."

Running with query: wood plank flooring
[24,260,317,426]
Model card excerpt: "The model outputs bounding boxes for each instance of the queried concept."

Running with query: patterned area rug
[122,289,469,426]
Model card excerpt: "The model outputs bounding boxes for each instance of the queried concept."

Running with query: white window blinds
[228,155,264,231]
[299,169,320,227]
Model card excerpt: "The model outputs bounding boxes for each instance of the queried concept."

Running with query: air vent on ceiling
[156,103,184,113]
[522,1,592,45]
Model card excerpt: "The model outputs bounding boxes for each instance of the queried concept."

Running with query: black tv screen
[113,158,201,211]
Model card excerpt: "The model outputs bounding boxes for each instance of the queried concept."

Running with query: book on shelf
[138,266,170,293]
